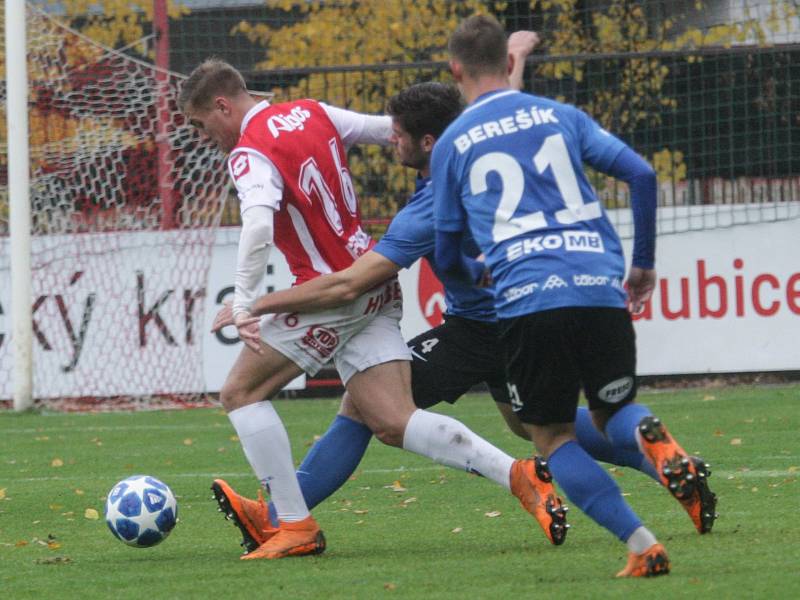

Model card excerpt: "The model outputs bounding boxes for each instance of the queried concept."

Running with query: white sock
[626,526,658,554]
[228,402,309,523]
[402,409,514,490]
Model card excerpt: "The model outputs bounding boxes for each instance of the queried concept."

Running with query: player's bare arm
[507,30,540,91]
[211,251,402,333]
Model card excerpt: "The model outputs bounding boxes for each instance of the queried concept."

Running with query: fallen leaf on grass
[34,556,71,565]
[49,504,63,511]
[74,489,84,496]
[51,458,64,468]
[15,540,28,547]
[484,511,502,518]
[0,489,5,500]
[788,466,798,473]
[183,438,193,446]
[384,583,397,591]
[384,481,407,492]
[353,509,369,515]
[84,508,99,520]
[451,527,463,534]
[702,395,715,401]
[401,497,417,505]
[730,438,742,445]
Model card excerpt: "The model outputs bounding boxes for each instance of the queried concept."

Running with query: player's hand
[626,266,656,314]
[211,301,234,333]
[234,311,263,354]
[508,31,540,62]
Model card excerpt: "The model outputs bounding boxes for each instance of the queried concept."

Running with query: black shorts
[499,306,637,425]
[408,315,509,409]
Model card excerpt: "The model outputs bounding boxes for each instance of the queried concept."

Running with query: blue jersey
[374,176,496,322]
[432,89,630,319]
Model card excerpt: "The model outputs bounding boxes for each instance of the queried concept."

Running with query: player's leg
[491,353,660,480]
[257,395,373,530]
[336,310,568,545]
[502,308,668,577]
[408,316,505,409]
[582,309,717,534]
[258,316,523,529]
[215,338,324,559]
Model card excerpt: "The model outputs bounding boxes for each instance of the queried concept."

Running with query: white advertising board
[1,210,798,399]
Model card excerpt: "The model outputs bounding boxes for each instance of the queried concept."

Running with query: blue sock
[604,402,652,452]
[267,415,373,526]
[548,440,643,542]
[575,406,660,482]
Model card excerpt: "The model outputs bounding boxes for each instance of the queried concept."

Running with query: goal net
[0,6,229,409]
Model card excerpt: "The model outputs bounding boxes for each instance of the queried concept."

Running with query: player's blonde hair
[178,58,248,114]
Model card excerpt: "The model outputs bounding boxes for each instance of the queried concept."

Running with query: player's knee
[219,381,248,412]
[371,421,405,447]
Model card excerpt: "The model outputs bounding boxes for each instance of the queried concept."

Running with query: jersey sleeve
[320,102,392,147]
[228,149,284,214]
[574,108,628,173]
[373,205,434,269]
[431,140,466,233]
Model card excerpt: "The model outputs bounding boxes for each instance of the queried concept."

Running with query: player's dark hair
[386,82,464,140]
[448,14,508,78]
[178,58,247,113]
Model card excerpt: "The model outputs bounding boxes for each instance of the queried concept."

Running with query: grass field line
[5,466,797,484]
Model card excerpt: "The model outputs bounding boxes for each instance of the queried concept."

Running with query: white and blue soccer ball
[105,475,178,548]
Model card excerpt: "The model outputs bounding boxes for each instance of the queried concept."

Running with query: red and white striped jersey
[229,99,381,284]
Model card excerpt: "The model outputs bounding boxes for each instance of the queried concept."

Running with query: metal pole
[154,0,176,230]
[5,0,33,411]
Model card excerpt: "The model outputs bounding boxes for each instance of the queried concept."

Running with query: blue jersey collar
[465,89,519,114]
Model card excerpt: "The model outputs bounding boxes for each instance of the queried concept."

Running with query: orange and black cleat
[211,479,276,554]
[510,456,569,545]
[241,515,326,560]
[616,543,671,578]
[637,416,718,534]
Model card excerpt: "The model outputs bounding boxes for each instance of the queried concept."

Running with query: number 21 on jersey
[469,133,602,243]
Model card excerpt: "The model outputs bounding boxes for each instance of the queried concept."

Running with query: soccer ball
[104,475,178,547]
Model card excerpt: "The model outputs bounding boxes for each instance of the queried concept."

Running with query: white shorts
[259,277,412,385]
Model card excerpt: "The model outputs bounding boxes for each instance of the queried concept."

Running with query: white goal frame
[5,0,33,412]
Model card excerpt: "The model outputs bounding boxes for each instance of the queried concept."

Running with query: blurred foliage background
[1,0,799,236]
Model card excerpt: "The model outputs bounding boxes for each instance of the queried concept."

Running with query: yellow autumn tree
[234,0,507,226]
[533,0,798,196]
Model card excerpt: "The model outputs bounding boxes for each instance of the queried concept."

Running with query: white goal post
[0,4,231,410]
[5,0,33,412]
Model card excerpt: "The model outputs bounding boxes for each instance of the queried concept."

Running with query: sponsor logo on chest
[266,106,313,138]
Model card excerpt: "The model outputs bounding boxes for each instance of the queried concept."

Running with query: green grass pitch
[1,385,798,598]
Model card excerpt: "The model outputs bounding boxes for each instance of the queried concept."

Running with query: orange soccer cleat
[241,515,326,560]
[211,479,276,554]
[616,543,671,578]
[637,416,718,534]
[510,457,569,545]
